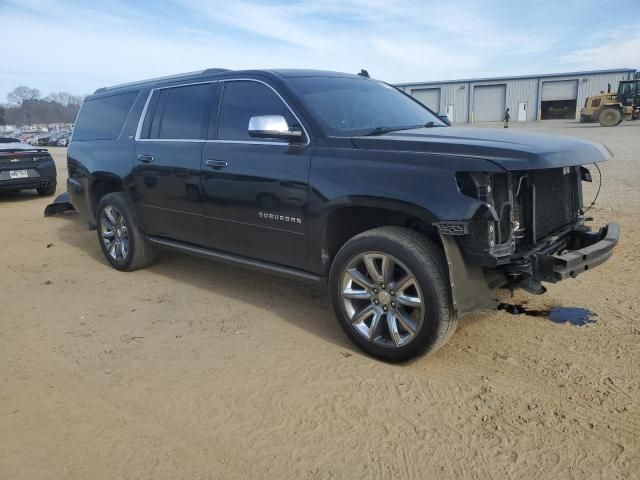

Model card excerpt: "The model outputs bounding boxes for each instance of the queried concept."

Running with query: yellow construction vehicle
[580,78,640,127]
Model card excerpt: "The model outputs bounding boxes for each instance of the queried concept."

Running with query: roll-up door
[541,80,578,101]
[473,84,506,122]
[411,88,441,112]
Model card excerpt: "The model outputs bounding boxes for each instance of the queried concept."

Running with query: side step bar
[146,236,326,285]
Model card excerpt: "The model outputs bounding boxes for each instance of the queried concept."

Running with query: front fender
[439,234,495,316]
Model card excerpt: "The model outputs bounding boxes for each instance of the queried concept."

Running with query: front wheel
[599,107,622,127]
[96,192,156,271]
[329,227,457,362]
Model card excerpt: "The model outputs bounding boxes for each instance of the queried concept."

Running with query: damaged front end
[446,165,619,298]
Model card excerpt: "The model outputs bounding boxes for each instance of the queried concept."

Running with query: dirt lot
[1,121,639,479]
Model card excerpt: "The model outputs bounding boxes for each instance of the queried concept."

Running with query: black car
[0,138,57,196]
[66,69,618,361]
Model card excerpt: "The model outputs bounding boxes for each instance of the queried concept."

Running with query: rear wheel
[599,107,622,127]
[329,227,457,362]
[96,192,155,271]
[37,181,57,196]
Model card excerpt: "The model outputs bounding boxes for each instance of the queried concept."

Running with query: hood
[350,126,612,170]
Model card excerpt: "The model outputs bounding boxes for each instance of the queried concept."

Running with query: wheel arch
[316,196,441,274]
[316,196,495,317]
[89,173,127,215]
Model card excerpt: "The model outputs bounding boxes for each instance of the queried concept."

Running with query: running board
[146,236,325,285]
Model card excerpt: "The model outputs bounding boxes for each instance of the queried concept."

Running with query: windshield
[287,76,445,136]
[619,82,638,98]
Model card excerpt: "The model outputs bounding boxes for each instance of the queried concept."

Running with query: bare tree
[46,91,81,106]
[3,86,83,125]
[7,86,41,105]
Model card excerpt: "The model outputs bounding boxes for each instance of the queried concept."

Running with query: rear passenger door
[133,82,216,246]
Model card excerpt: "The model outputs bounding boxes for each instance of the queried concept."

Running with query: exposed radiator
[532,168,579,240]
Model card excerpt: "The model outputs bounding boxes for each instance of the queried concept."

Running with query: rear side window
[73,92,138,141]
[217,81,296,141]
[143,84,211,140]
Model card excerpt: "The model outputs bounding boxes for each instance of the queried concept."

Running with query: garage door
[541,80,578,101]
[411,88,441,112]
[473,84,506,122]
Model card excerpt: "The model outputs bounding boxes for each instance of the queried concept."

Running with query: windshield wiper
[361,126,397,136]
[361,125,421,136]
[424,121,443,128]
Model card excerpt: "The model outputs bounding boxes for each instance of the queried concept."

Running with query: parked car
[27,133,50,146]
[57,134,71,147]
[35,134,54,146]
[65,69,618,361]
[47,131,71,146]
[0,138,57,195]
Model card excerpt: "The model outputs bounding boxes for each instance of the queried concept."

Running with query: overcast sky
[1,0,639,101]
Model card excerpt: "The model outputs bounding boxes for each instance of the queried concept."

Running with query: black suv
[67,69,618,361]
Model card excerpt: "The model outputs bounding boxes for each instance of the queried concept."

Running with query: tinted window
[150,84,211,139]
[73,92,137,141]
[217,81,296,141]
[287,77,444,136]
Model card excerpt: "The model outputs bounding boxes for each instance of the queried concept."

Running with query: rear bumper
[532,223,619,282]
[0,159,57,191]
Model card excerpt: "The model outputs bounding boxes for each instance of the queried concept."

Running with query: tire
[37,181,57,196]
[599,107,622,127]
[96,192,156,271]
[329,226,457,362]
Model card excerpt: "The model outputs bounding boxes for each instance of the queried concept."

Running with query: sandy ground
[1,121,639,479]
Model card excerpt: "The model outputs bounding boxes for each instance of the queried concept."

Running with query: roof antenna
[358,69,370,78]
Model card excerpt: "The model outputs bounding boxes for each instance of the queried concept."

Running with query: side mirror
[437,113,452,126]
[248,115,303,142]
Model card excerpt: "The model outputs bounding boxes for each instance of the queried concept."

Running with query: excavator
[580,76,640,127]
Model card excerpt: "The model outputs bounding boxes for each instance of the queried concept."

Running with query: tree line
[1,86,84,126]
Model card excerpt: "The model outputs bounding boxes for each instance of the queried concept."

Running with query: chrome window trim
[205,139,288,146]
[134,77,311,146]
[138,138,206,143]
[134,80,217,142]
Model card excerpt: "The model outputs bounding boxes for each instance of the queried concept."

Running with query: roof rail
[93,68,231,94]
[202,68,230,75]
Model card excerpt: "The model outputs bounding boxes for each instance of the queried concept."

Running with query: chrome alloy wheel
[340,252,425,348]
[100,205,129,262]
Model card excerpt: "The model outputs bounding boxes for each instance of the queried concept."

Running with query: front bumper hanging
[532,223,619,283]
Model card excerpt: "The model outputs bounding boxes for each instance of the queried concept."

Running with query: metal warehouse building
[396,68,636,124]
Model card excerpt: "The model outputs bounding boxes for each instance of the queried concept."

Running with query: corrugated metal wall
[544,72,632,112]
[399,70,635,123]
[506,78,538,121]
[441,83,468,123]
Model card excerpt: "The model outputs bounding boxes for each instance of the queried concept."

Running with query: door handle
[137,154,154,163]
[206,159,229,169]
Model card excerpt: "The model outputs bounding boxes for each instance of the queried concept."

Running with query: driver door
[200,79,312,270]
